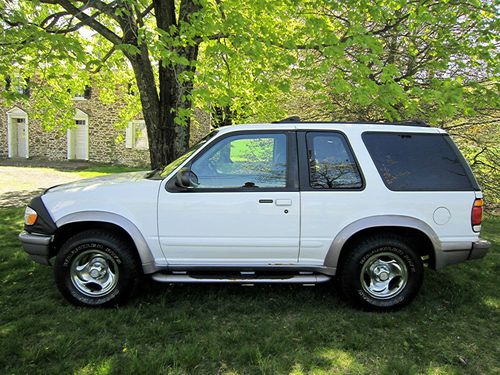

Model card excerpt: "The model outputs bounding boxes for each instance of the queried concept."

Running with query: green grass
[1,211,498,374]
[75,165,146,179]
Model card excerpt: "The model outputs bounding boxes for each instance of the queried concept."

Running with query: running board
[151,273,331,284]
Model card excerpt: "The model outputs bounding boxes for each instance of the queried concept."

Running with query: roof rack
[272,116,302,123]
[393,119,430,127]
[272,117,430,127]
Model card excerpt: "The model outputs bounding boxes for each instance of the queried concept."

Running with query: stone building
[0,85,211,167]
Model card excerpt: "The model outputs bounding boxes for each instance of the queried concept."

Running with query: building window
[73,86,92,100]
[5,75,30,97]
[125,120,149,150]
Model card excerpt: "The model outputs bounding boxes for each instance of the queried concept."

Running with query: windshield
[158,130,219,178]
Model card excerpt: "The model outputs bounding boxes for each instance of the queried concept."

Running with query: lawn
[74,165,145,178]
[0,170,498,373]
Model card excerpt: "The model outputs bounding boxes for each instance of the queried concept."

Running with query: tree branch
[90,46,116,73]
[40,11,70,29]
[39,0,122,45]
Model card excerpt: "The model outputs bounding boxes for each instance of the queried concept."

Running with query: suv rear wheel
[338,235,424,311]
[54,230,140,307]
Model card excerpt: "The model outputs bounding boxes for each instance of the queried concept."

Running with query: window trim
[361,131,479,192]
[166,130,299,193]
[297,131,365,192]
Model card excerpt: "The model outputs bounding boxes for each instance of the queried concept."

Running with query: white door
[68,119,88,160]
[158,132,300,265]
[16,119,27,158]
[75,120,88,159]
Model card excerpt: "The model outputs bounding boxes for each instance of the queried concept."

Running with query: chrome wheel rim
[360,251,408,300]
[70,250,119,297]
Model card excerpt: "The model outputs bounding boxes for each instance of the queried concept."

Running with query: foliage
[0,0,498,178]
[288,1,498,122]
[448,112,500,210]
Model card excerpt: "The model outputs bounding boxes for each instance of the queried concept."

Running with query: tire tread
[338,233,423,311]
[54,229,140,307]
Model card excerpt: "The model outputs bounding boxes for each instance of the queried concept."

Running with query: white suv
[19,121,490,310]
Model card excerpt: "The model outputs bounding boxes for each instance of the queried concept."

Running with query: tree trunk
[127,43,197,170]
[124,0,199,170]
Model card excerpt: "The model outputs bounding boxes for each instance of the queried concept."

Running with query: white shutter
[135,122,149,150]
[67,129,72,159]
[125,122,134,148]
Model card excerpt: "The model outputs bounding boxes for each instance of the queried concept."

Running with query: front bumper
[19,232,53,265]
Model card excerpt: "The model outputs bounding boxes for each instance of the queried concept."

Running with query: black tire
[338,234,424,311]
[54,230,140,307]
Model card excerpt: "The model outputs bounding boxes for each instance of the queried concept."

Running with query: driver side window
[191,133,287,189]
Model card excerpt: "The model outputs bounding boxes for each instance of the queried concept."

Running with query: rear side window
[362,132,477,191]
[306,132,363,189]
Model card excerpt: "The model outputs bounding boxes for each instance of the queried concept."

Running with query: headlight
[24,207,38,226]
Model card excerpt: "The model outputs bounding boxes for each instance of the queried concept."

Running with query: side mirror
[175,168,199,188]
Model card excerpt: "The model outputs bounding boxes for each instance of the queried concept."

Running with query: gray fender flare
[56,211,157,274]
[324,215,440,269]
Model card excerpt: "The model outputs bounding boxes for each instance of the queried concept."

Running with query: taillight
[471,198,483,231]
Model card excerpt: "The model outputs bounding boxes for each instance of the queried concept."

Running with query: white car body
[35,123,483,273]
[20,121,490,309]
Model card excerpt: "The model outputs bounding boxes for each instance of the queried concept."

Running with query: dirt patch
[0,166,85,208]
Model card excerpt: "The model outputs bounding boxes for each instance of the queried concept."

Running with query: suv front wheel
[54,230,140,307]
[338,234,424,311]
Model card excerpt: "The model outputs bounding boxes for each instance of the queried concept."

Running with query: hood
[45,171,153,194]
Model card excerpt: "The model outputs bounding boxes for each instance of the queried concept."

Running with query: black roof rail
[392,119,430,127]
[272,117,430,127]
[272,116,302,123]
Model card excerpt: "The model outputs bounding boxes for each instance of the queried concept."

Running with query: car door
[298,131,365,264]
[157,131,300,265]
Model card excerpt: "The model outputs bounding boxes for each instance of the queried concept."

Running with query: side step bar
[151,273,332,284]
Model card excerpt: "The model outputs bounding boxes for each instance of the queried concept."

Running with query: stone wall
[190,108,212,145]
[26,102,68,162]
[0,87,212,167]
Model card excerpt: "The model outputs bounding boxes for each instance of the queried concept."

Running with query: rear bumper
[468,239,491,260]
[19,232,52,265]
[435,238,490,269]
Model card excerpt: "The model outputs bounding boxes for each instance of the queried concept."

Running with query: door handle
[259,199,273,204]
[275,199,292,206]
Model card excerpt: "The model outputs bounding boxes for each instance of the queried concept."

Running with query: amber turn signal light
[24,207,38,226]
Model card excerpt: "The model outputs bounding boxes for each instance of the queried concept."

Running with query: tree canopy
[0,0,498,203]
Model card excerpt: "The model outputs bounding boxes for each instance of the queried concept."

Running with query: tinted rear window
[362,132,477,191]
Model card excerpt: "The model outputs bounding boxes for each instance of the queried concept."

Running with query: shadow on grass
[0,158,148,173]
[0,188,44,208]
[1,209,498,374]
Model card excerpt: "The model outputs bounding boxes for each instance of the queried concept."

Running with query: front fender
[56,211,159,274]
